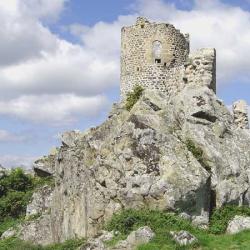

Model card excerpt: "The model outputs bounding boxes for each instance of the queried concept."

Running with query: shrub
[125,85,144,111]
[0,168,54,224]
[209,205,250,234]
[105,209,195,236]
[0,168,33,197]
[185,140,203,162]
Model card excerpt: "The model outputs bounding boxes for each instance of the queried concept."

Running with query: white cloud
[0,154,37,168]
[19,0,68,21]
[0,130,27,142]
[0,94,108,125]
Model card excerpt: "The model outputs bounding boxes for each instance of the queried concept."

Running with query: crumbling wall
[120,17,189,98]
[233,100,249,129]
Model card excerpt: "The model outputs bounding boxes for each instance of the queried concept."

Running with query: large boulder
[227,215,250,234]
[33,151,57,177]
[170,230,197,246]
[18,215,53,245]
[111,226,155,250]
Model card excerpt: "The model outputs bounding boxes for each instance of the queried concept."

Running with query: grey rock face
[17,86,250,245]
[33,154,55,177]
[26,185,54,217]
[170,230,197,246]
[233,100,249,129]
[18,215,53,245]
[60,130,83,147]
[227,215,250,234]
[0,228,17,239]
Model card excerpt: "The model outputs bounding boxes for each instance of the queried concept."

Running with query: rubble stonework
[120,17,216,98]
[233,100,249,129]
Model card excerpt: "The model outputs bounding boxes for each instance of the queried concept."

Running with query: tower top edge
[121,16,189,37]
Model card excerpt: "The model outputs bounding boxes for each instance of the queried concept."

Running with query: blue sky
[0,0,249,167]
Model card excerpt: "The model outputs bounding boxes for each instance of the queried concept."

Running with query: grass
[125,85,144,111]
[105,208,250,250]
[0,238,85,250]
[209,205,250,234]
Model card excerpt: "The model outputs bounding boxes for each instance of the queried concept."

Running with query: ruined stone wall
[120,18,217,99]
[233,100,249,129]
[184,48,216,93]
[120,17,189,98]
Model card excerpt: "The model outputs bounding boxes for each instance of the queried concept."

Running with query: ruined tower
[120,17,216,98]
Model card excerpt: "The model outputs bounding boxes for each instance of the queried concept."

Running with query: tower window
[141,24,145,29]
[153,41,162,64]
[137,67,140,71]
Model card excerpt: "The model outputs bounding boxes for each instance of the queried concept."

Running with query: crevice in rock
[209,189,217,219]
[192,111,217,123]
[144,99,161,111]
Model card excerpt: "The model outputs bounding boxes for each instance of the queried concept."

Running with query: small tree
[125,85,144,111]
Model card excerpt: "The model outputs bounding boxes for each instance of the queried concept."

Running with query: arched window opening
[153,41,162,64]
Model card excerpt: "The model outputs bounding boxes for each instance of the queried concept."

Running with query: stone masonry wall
[120,17,189,98]
[233,100,249,129]
[184,48,216,93]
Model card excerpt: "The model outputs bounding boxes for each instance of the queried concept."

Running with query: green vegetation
[105,208,250,250]
[209,205,250,234]
[185,139,203,162]
[185,139,211,171]
[0,237,85,250]
[0,168,54,236]
[125,85,144,111]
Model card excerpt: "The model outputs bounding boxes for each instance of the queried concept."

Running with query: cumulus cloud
[0,154,37,168]
[0,94,108,125]
[0,0,117,124]
[19,0,68,21]
[0,129,27,142]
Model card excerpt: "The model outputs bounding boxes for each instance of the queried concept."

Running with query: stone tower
[120,17,216,99]
[121,17,189,98]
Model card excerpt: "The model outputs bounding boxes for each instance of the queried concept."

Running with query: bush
[0,168,33,197]
[105,209,196,235]
[0,168,54,223]
[125,85,144,111]
[209,205,250,234]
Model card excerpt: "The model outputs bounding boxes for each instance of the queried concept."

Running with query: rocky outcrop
[12,85,250,245]
[227,215,250,234]
[18,215,53,245]
[26,185,54,217]
[233,100,249,129]
[33,150,57,177]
